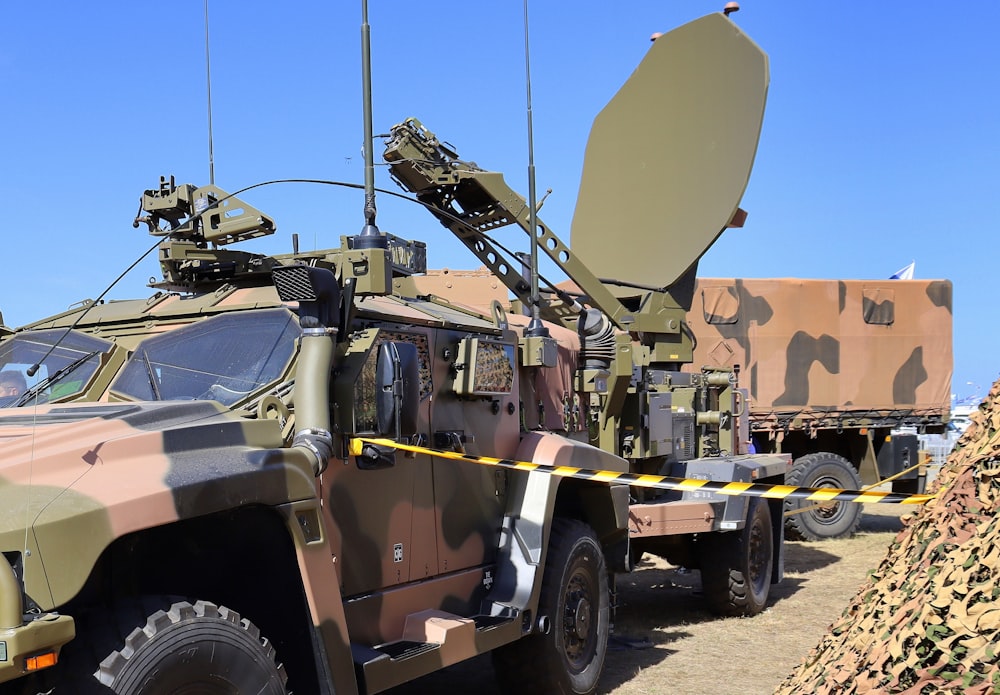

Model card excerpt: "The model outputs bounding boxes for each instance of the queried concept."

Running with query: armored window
[111,308,298,406]
[0,329,113,407]
[353,331,431,433]
[450,338,515,395]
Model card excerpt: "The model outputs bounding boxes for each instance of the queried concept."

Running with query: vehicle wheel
[699,496,773,616]
[784,451,863,541]
[69,598,288,694]
[493,518,609,695]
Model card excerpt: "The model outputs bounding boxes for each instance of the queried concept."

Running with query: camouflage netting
[775,378,1000,695]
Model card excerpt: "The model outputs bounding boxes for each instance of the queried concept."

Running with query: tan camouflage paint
[0,400,313,609]
[403,268,508,316]
[0,8,777,688]
[0,286,561,689]
[688,278,952,429]
[507,313,586,434]
[322,307,522,645]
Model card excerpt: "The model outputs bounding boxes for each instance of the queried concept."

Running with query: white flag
[890,261,915,280]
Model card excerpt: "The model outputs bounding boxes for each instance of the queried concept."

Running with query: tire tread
[493,518,608,695]
[784,452,862,541]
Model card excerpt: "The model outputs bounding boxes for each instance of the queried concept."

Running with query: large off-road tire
[784,451,863,541]
[70,598,288,694]
[699,496,773,617]
[493,518,609,695]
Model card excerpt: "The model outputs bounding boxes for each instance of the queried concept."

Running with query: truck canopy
[688,278,952,431]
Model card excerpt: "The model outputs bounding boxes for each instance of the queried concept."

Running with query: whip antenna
[204,0,216,185]
[522,0,547,337]
[355,0,386,248]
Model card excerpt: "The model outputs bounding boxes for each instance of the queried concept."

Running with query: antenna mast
[204,0,216,185]
[522,0,547,337]
[356,0,385,247]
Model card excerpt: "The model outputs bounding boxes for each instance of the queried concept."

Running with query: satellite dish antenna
[569,12,769,295]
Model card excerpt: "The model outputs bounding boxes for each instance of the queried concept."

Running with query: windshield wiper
[141,350,162,400]
[12,349,102,407]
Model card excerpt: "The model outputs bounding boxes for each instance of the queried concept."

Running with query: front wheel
[493,518,609,695]
[72,598,288,694]
[699,496,773,616]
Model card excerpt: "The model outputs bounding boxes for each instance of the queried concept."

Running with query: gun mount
[134,175,427,294]
[134,175,280,292]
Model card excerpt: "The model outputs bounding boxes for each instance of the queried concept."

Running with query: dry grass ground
[386,506,906,694]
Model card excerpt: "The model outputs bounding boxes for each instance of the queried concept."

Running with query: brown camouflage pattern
[776,379,1000,694]
[0,283,608,692]
[0,10,776,691]
[688,278,953,431]
[0,400,310,606]
[407,271,955,436]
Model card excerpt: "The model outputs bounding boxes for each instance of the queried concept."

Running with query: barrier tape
[783,457,932,517]
[349,437,936,505]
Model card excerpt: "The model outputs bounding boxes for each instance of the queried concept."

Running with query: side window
[111,309,298,405]
[450,338,515,395]
[0,329,113,406]
[471,341,515,394]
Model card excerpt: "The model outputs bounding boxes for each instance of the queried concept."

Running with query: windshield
[0,329,113,407]
[111,308,299,406]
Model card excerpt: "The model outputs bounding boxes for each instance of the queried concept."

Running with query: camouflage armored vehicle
[687,276,952,539]
[0,11,787,694]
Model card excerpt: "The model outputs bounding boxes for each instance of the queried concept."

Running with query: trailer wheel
[784,451,862,541]
[493,518,609,695]
[699,496,773,616]
[71,598,288,694]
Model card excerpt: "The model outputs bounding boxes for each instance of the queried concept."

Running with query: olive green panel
[570,12,768,291]
[27,300,288,356]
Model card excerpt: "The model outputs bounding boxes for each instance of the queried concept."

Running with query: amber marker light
[25,651,58,671]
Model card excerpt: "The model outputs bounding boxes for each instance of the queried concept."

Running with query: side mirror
[376,341,419,439]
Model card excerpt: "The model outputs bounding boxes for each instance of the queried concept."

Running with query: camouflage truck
[688,277,952,539]
[0,11,787,695]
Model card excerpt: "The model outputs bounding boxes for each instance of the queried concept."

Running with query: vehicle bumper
[0,553,75,683]
[0,613,76,683]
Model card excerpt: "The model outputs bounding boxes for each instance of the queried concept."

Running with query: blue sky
[1,2,995,404]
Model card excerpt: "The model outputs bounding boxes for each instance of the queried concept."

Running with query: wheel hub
[812,476,846,523]
[563,569,596,665]
[571,595,591,639]
[748,520,766,584]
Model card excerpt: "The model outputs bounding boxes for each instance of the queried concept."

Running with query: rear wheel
[69,598,288,694]
[784,452,862,540]
[493,518,609,695]
[699,496,773,616]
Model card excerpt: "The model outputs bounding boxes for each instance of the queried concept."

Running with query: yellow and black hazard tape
[349,437,936,505]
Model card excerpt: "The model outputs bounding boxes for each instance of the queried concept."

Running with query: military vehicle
[0,10,787,695]
[687,277,952,539]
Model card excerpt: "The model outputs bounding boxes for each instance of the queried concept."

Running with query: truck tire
[76,598,288,694]
[493,518,609,695]
[784,451,863,541]
[699,496,773,616]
